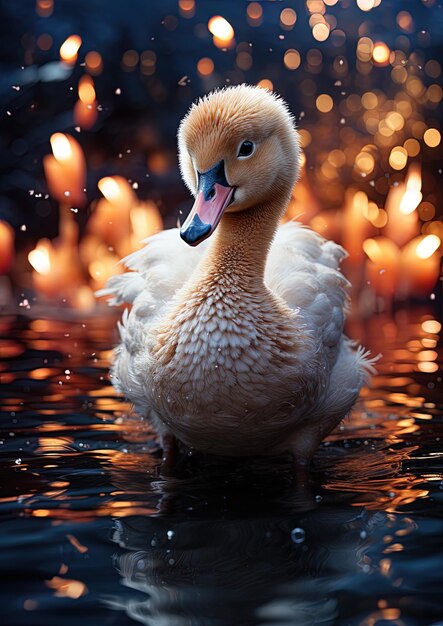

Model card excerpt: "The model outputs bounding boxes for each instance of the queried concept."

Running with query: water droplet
[360,530,368,539]
[15,458,22,465]
[290,527,305,544]
[167,530,175,540]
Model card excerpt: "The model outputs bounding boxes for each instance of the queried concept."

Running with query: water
[0,309,442,626]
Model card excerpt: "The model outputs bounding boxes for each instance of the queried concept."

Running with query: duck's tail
[353,343,381,385]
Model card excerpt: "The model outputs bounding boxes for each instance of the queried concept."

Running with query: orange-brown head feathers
[178,85,300,213]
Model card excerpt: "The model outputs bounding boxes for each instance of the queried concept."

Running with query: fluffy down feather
[98,221,375,458]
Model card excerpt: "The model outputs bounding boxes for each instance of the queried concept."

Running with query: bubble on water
[167,530,175,540]
[315,495,323,502]
[290,527,305,544]
[360,530,368,539]
[15,458,22,465]
[136,559,145,570]
[168,558,175,565]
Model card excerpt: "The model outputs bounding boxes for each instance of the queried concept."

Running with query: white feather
[98,220,375,459]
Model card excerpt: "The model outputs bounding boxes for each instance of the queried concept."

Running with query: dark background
[0,0,442,254]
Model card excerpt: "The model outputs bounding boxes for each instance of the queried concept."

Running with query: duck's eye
[237,140,255,159]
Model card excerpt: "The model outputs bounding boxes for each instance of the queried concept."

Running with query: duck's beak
[180,160,234,246]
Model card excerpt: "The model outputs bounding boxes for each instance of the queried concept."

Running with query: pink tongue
[195,184,234,228]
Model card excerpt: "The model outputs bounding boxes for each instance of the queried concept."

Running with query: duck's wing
[265,221,350,351]
[96,227,208,317]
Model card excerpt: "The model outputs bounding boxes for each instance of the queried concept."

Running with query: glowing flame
[0,220,14,274]
[208,16,234,45]
[416,235,441,259]
[50,133,73,162]
[400,163,422,214]
[98,177,123,201]
[400,189,422,215]
[59,35,82,63]
[0,221,14,245]
[28,240,51,275]
[362,236,400,297]
[363,238,383,263]
[78,75,95,104]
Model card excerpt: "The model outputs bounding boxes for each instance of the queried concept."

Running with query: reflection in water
[109,509,362,625]
[0,309,442,625]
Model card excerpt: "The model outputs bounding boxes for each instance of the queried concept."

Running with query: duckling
[98,85,375,470]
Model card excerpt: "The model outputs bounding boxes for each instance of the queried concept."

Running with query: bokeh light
[59,35,82,63]
[284,49,301,70]
[423,128,441,148]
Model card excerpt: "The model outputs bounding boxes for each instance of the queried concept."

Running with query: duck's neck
[198,196,287,290]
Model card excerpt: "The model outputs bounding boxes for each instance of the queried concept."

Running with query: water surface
[0,309,442,626]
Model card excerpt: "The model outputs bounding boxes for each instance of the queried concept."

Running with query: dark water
[0,309,442,626]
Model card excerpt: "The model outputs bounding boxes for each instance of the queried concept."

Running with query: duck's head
[178,84,300,246]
